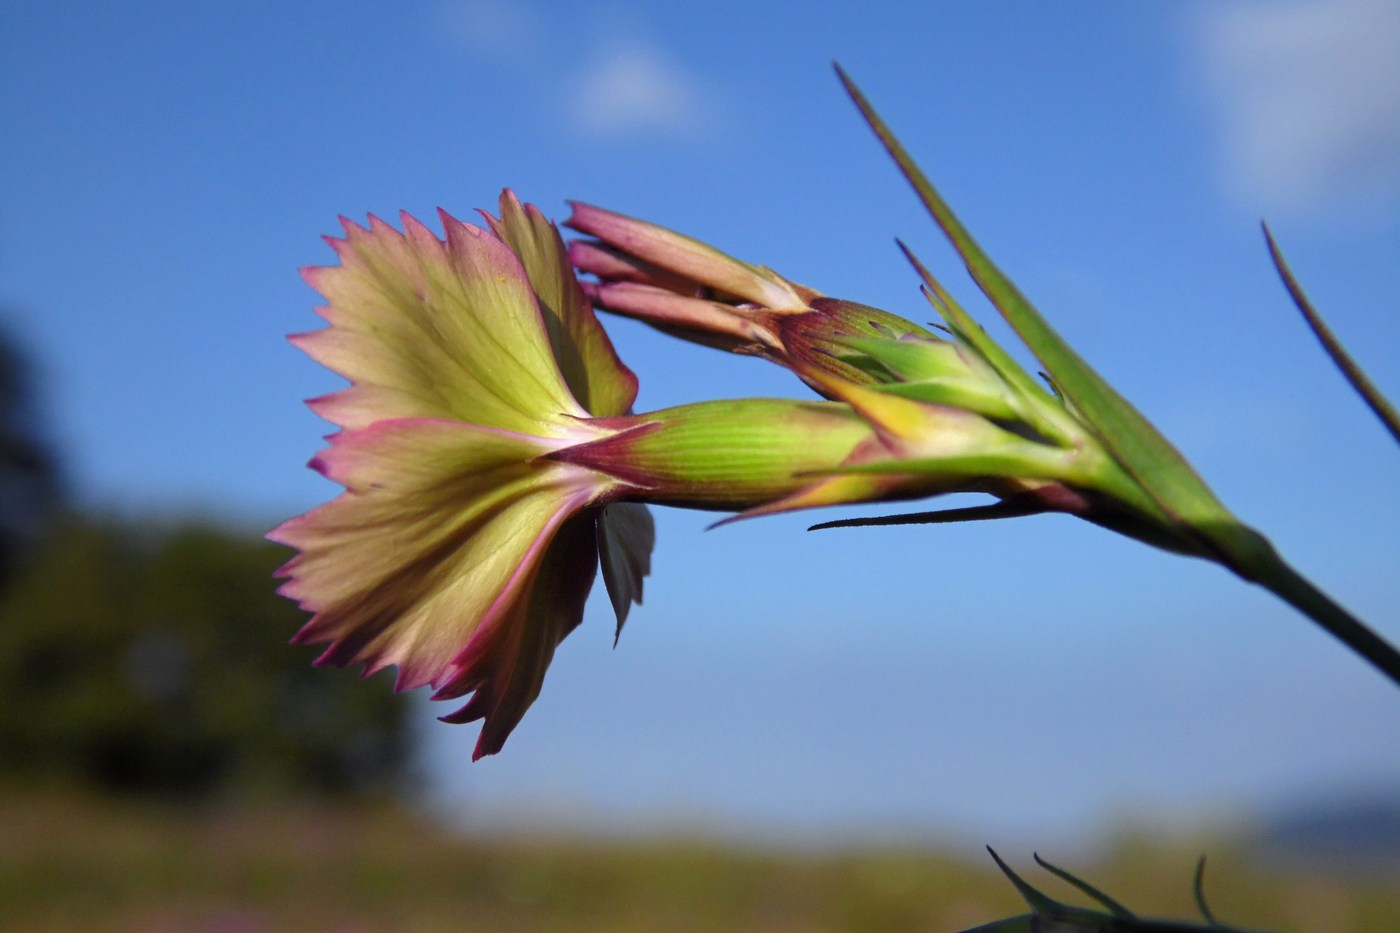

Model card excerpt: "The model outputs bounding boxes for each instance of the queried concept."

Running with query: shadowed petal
[433,511,601,759]
[597,502,655,641]
[484,191,639,417]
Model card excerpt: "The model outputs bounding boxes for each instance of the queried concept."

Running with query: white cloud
[1197,0,1400,216]
[433,4,717,143]
[569,41,712,141]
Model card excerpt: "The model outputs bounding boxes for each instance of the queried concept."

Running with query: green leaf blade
[835,64,1262,571]
[1264,224,1400,448]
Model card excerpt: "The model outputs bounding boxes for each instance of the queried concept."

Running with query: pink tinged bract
[566,203,946,397]
[580,280,765,352]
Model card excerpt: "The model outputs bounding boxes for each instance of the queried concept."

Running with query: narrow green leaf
[1193,857,1224,928]
[1264,224,1400,448]
[808,497,1048,531]
[1033,853,1135,919]
[837,64,1253,569]
[836,65,1400,692]
[986,848,1063,914]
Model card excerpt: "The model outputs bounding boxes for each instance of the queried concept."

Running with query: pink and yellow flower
[274,193,956,758]
[271,192,655,759]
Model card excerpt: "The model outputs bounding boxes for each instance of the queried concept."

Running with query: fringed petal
[297,211,585,433]
[270,417,605,751]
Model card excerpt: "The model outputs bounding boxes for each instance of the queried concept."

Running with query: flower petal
[297,211,585,433]
[596,502,655,642]
[484,191,639,417]
[270,418,604,754]
[433,511,600,759]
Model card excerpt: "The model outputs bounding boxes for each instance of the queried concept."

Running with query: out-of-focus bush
[0,326,60,590]
[0,515,414,798]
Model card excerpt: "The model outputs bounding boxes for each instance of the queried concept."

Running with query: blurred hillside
[2,790,1399,933]
[1254,791,1400,873]
[0,514,414,798]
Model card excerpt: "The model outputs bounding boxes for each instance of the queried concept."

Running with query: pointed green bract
[835,65,1256,568]
[964,850,1262,933]
[898,241,1080,446]
[839,335,968,383]
[838,335,1021,421]
[870,379,1020,420]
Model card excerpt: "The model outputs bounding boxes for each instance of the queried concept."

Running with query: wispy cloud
[437,0,540,58]
[568,40,712,141]
[435,2,716,143]
[1196,0,1400,217]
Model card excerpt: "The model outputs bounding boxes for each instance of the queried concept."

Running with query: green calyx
[550,398,881,512]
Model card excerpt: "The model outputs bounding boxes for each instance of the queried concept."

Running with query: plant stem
[1252,552,1400,689]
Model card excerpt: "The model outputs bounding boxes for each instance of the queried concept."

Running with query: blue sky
[3,0,1399,847]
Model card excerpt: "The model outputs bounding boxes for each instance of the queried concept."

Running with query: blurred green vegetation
[0,790,1396,932]
[0,514,414,797]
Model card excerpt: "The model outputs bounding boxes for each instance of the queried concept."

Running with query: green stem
[1248,549,1400,689]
